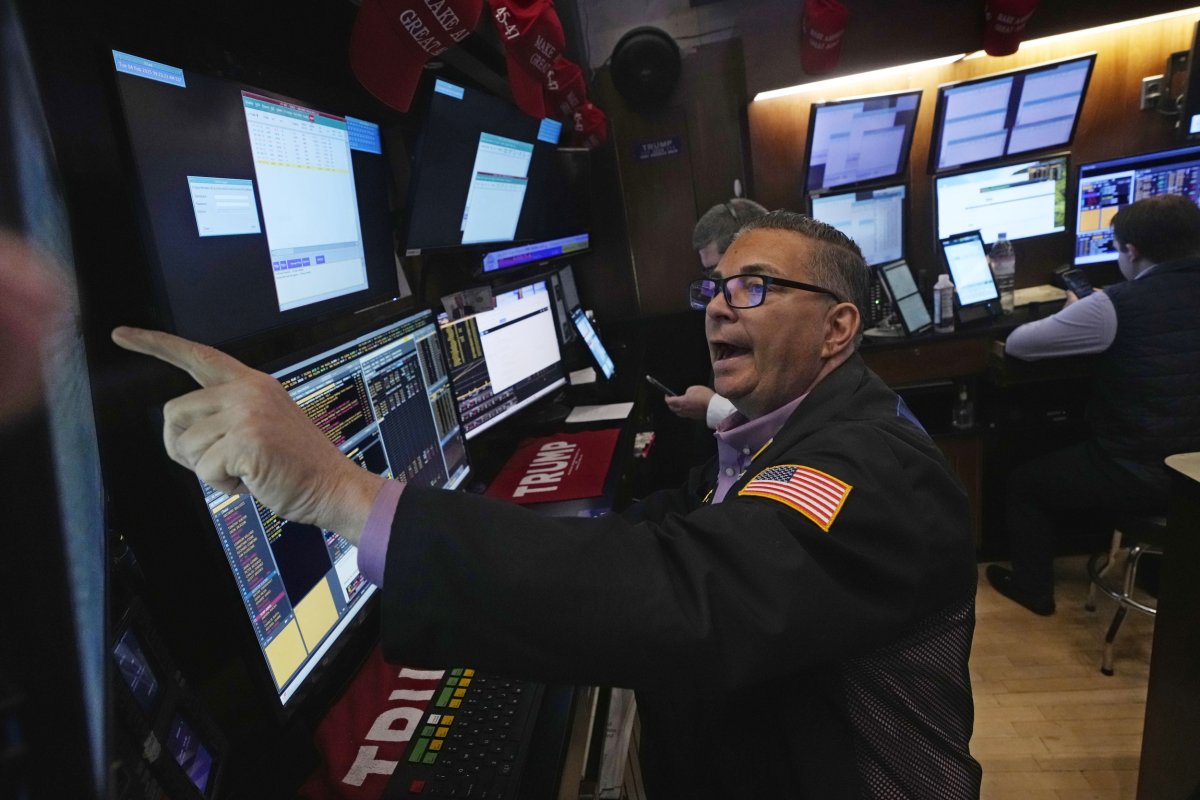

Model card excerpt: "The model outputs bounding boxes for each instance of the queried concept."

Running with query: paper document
[565,402,634,424]
[569,367,597,385]
[1014,284,1066,306]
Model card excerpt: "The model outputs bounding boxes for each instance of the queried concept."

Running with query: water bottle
[989,232,1016,314]
[933,273,956,334]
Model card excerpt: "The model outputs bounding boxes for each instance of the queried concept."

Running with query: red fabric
[545,55,588,119]
[983,0,1040,57]
[350,0,484,112]
[568,101,608,149]
[299,646,444,800]
[800,0,849,75]
[488,0,565,118]
[485,428,620,504]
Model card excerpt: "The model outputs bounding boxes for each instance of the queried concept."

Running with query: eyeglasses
[688,274,840,310]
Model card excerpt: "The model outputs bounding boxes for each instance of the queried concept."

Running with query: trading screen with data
[198,310,469,706]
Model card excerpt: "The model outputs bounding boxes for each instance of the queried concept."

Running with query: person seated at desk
[988,194,1200,615]
[666,197,767,429]
[113,211,982,798]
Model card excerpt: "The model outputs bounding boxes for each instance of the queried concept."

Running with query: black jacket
[1091,257,1200,482]
[382,355,981,798]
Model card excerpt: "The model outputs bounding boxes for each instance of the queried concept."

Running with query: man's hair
[692,197,769,253]
[1111,194,1200,264]
[733,210,870,340]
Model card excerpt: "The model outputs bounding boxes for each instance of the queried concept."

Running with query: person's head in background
[692,198,769,272]
[1111,194,1200,281]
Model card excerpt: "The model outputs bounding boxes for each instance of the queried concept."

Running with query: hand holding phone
[1061,268,1093,299]
[644,374,679,396]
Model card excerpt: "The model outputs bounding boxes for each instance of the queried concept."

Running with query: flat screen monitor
[805,90,921,193]
[199,309,470,707]
[570,306,616,380]
[482,232,589,274]
[940,230,1000,313]
[1074,144,1200,265]
[810,183,906,266]
[548,263,581,345]
[935,154,1068,244]
[439,278,566,438]
[110,50,400,346]
[930,54,1093,172]
[405,79,582,251]
[877,259,932,335]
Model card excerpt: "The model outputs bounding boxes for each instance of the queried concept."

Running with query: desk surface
[1166,452,1200,484]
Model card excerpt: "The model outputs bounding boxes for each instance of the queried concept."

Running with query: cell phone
[1061,268,1094,298]
[644,374,679,396]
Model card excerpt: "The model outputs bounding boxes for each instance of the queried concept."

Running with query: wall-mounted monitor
[935,154,1068,244]
[810,183,906,266]
[929,54,1094,173]
[404,80,586,252]
[439,278,566,438]
[1074,144,1200,265]
[804,90,921,194]
[110,50,400,347]
[199,309,470,709]
[482,232,589,274]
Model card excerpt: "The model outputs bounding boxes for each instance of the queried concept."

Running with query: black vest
[1089,258,1200,477]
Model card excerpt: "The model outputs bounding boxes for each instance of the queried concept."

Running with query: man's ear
[822,302,859,357]
[1121,241,1142,262]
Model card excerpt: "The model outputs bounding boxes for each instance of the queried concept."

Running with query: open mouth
[712,342,750,363]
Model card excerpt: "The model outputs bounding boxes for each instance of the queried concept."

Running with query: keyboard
[384,668,545,799]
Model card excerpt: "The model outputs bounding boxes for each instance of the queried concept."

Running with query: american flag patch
[737,464,852,532]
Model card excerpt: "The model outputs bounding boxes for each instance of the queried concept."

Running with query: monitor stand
[865,315,905,338]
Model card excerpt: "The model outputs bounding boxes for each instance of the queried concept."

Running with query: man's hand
[111,327,385,544]
[665,385,716,421]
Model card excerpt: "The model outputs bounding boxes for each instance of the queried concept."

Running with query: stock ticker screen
[198,309,469,706]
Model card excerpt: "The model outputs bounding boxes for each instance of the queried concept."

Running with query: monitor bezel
[933,152,1070,246]
[927,53,1095,174]
[876,259,933,336]
[803,88,923,195]
[808,181,909,267]
[478,231,591,276]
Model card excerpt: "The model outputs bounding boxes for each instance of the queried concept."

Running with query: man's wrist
[323,467,388,546]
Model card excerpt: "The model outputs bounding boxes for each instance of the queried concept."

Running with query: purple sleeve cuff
[357,478,406,587]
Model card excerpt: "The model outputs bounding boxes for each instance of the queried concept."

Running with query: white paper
[569,367,597,385]
[565,402,634,424]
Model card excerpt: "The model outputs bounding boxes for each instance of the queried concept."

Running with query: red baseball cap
[569,101,608,149]
[545,55,587,119]
[489,0,565,119]
[350,0,483,112]
[982,0,1040,57]
[799,0,849,75]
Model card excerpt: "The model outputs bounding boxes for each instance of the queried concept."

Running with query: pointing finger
[112,326,249,388]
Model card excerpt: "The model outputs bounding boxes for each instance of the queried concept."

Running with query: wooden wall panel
[749,10,1200,292]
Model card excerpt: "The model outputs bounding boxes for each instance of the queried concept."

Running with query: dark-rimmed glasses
[688,274,840,310]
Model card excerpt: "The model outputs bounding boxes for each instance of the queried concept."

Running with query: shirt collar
[714,392,809,455]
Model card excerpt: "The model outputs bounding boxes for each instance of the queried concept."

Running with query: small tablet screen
[878,259,932,335]
[940,231,999,308]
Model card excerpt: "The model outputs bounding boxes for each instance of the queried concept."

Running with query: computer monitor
[404,79,580,252]
[198,309,470,708]
[110,50,401,346]
[930,54,1094,172]
[439,278,567,438]
[804,90,921,194]
[1074,144,1200,265]
[935,154,1068,244]
[548,263,582,344]
[482,232,590,274]
[810,183,906,266]
[939,230,1000,319]
[570,307,616,380]
[877,259,933,336]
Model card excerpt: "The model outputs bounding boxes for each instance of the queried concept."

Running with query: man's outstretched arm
[111,326,386,544]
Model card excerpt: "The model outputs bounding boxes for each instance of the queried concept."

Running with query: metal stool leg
[1100,543,1152,676]
[1087,529,1123,612]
